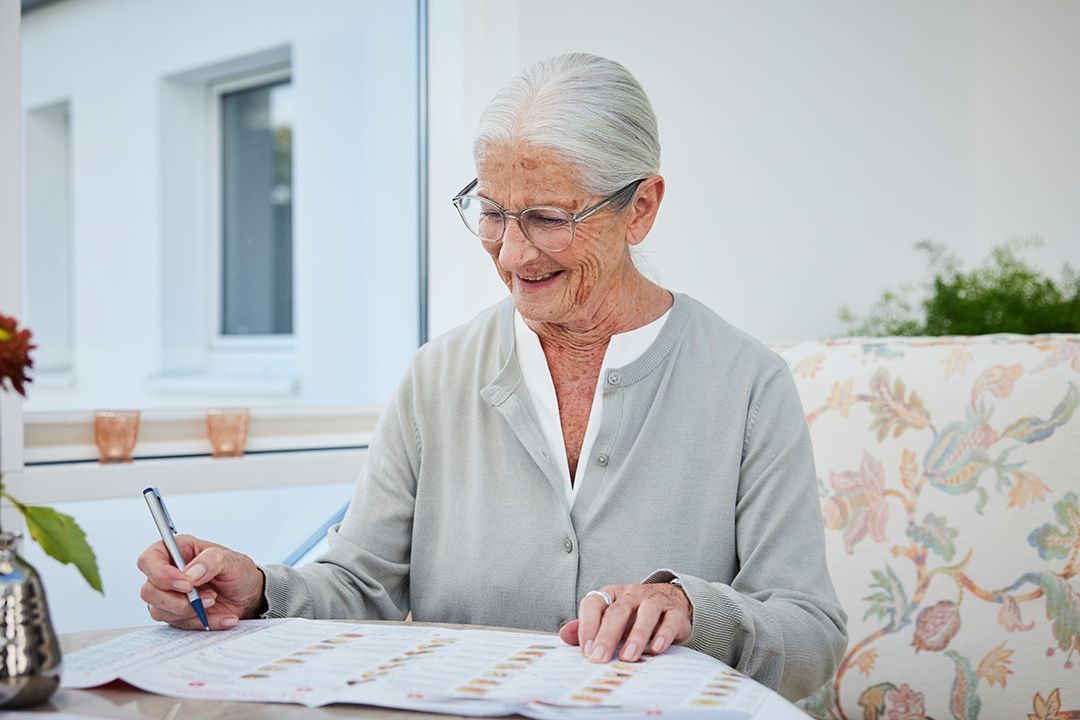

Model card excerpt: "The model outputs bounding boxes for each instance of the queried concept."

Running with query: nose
[497,215,541,271]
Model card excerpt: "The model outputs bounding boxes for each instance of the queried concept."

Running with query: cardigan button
[607,372,621,386]
[564,538,574,553]
[596,454,609,466]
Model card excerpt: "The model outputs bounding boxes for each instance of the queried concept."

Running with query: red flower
[0,314,35,397]
[912,600,961,652]
[885,683,926,720]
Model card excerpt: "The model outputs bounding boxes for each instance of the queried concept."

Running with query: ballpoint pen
[143,486,211,631]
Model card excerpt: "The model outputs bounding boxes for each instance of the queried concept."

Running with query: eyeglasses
[451,178,645,253]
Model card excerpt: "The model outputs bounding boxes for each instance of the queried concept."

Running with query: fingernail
[651,636,666,653]
[221,617,239,628]
[590,644,606,662]
[584,640,593,657]
[173,580,192,592]
[202,596,216,608]
[185,564,205,582]
[622,643,638,661]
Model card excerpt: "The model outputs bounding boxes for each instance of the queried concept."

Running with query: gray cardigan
[261,293,848,700]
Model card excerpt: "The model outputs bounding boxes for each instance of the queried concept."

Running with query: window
[23,100,73,382]
[19,5,422,419]
[13,0,424,634]
[218,76,294,339]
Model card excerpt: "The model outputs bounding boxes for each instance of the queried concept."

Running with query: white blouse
[513,308,671,507]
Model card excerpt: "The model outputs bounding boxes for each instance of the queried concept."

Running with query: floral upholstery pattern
[772,335,1080,720]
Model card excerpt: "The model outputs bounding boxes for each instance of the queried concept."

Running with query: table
[24,621,538,719]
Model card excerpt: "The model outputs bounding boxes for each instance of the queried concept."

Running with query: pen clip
[152,487,178,534]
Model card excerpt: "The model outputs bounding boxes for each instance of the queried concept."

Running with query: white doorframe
[0,0,26,533]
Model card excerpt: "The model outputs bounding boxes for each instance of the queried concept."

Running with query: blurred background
[3,0,1079,632]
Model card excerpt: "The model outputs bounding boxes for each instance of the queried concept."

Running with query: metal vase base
[0,532,62,709]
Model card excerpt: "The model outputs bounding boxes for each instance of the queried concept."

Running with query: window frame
[205,66,296,359]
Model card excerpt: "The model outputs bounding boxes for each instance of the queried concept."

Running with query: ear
[624,175,665,246]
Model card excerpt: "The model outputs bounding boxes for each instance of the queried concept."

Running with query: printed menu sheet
[63,619,808,719]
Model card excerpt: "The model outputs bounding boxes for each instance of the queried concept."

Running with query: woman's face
[475,143,637,327]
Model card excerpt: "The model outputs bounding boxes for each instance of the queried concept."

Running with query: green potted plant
[840,239,1080,337]
[0,313,102,708]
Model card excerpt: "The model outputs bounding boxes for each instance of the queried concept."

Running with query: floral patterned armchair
[774,335,1080,720]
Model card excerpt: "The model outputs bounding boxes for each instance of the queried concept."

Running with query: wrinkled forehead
[475,142,587,210]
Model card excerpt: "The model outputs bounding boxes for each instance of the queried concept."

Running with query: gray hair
[474,53,660,209]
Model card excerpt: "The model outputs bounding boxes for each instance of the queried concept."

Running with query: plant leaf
[1009,471,1051,511]
[802,681,836,720]
[857,683,895,720]
[1027,492,1080,562]
[899,449,919,493]
[907,513,959,560]
[1020,571,1080,654]
[945,650,982,720]
[976,642,1013,689]
[852,649,878,676]
[1027,689,1072,720]
[18,503,104,594]
[862,563,911,631]
[868,369,930,442]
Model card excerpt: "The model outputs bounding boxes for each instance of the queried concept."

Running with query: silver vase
[0,531,62,708]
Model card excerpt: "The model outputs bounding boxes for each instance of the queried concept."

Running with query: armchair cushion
[774,335,1080,720]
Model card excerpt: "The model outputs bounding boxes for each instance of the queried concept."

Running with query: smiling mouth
[517,271,563,284]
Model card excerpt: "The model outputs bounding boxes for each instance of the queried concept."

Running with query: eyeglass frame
[451,177,646,252]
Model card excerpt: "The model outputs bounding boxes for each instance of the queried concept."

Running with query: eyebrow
[475,185,585,212]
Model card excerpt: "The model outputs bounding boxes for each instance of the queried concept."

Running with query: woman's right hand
[137,535,267,631]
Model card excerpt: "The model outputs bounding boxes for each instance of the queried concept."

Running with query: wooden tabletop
[20,621,542,719]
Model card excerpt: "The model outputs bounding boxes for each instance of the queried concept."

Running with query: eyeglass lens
[456,197,574,252]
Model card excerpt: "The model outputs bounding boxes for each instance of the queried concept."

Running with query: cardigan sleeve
[258,367,420,621]
[644,365,848,701]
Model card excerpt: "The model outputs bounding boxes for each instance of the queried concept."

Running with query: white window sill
[2,447,366,505]
[24,405,380,465]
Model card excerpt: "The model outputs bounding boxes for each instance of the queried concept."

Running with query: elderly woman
[137,53,847,701]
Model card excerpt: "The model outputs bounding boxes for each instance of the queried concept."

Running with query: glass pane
[221,80,294,336]
[20,482,355,634]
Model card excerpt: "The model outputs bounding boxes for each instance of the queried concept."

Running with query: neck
[526,266,672,356]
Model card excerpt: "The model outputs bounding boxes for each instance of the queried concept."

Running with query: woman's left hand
[558,583,693,663]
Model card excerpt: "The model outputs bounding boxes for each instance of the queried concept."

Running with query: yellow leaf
[795,354,825,379]
[1008,471,1051,510]
[976,642,1013,689]
[943,348,973,380]
[899,449,918,493]
[1028,689,1071,720]
[826,379,855,417]
[852,649,877,676]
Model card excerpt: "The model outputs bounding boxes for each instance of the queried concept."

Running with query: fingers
[620,597,663,661]
[183,545,230,588]
[576,589,615,658]
[558,619,580,646]
[588,594,634,664]
[147,603,240,631]
[137,534,215,592]
[575,583,694,663]
[140,581,217,617]
[648,607,691,656]
[137,540,195,593]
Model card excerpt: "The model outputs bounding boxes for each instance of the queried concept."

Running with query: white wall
[21,0,419,412]
[427,0,1080,344]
